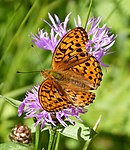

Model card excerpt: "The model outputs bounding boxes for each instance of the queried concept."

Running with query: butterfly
[38,27,103,112]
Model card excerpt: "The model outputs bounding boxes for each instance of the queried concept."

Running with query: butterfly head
[40,70,50,78]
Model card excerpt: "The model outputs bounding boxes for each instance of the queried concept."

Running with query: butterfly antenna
[31,44,44,69]
[17,70,40,74]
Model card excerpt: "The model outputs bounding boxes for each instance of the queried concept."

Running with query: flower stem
[82,138,92,150]
[82,115,102,150]
[48,126,59,150]
[55,131,60,150]
[35,124,40,150]
[85,0,93,29]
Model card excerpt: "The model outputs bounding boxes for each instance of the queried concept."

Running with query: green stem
[54,131,60,150]
[82,138,92,150]
[82,115,102,150]
[48,127,56,150]
[85,0,93,29]
[104,0,122,22]
[48,126,60,150]
[35,124,40,150]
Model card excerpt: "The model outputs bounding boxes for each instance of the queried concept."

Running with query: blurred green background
[0,0,130,149]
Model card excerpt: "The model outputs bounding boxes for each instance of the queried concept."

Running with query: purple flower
[18,86,87,128]
[32,13,116,66]
[18,13,116,128]
[32,13,71,53]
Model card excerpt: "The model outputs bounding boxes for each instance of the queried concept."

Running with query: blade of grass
[84,0,93,29]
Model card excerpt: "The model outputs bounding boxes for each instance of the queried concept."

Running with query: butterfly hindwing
[38,78,72,112]
[65,89,95,107]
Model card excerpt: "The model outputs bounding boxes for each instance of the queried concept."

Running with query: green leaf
[82,115,102,150]
[58,122,96,141]
[0,95,21,108]
[0,142,33,150]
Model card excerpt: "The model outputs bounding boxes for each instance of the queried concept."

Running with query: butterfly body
[41,70,92,92]
[39,27,103,112]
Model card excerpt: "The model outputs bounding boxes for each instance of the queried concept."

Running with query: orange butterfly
[38,27,103,112]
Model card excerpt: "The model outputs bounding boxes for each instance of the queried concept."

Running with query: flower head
[19,13,116,128]
[32,13,116,66]
[18,86,86,128]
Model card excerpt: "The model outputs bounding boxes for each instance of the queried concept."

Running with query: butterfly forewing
[69,54,103,89]
[38,78,72,112]
[52,27,89,70]
[52,27,102,89]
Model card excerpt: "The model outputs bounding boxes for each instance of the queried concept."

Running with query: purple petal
[18,85,86,128]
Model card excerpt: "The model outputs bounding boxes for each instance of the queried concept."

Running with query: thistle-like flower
[18,13,116,128]
[32,13,116,66]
